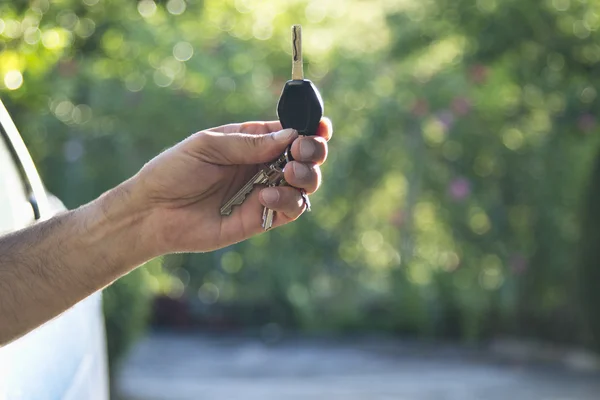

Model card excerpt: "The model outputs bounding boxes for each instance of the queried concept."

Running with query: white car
[0,99,108,399]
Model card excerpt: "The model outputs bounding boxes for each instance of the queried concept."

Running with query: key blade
[262,207,275,231]
[291,25,303,80]
[220,170,268,216]
[266,170,284,186]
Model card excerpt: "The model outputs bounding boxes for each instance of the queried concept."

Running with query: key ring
[284,146,294,163]
[300,190,311,212]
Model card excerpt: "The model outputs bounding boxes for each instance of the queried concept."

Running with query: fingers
[186,128,298,165]
[289,136,328,165]
[316,117,333,141]
[259,186,305,222]
[210,117,332,141]
[284,161,321,194]
[209,121,283,135]
[196,117,332,166]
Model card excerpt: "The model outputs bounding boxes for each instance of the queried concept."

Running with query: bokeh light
[2,0,600,382]
[4,70,23,90]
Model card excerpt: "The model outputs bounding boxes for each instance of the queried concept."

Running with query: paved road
[116,333,600,400]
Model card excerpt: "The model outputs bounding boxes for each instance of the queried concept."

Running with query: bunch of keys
[219,24,324,230]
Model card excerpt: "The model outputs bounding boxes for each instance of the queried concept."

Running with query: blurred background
[3,0,600,398]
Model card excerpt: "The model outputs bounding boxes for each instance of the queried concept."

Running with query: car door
[0,99,109,400]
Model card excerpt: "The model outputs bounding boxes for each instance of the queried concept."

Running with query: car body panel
[0,98,108,399]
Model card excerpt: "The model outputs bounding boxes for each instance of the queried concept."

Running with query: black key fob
[277,79,324,136]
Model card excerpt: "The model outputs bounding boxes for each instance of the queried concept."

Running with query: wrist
[81,179,158,270]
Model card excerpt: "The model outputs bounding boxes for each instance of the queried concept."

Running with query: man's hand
[0,118,331,345]
[128,119,332,254]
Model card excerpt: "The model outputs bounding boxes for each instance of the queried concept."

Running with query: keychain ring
[300,190,311,212]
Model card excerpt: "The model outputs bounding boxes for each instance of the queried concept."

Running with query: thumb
[191,128,298,165]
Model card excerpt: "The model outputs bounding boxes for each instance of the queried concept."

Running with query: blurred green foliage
[2,0,600,363]
[102,256,163,371]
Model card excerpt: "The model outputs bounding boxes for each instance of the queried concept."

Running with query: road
[116,332,600,400]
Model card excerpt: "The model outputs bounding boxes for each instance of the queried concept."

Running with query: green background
[2,0,600,369]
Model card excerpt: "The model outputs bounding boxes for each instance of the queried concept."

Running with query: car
[0,98,109,399]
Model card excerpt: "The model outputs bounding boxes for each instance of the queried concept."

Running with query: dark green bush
[102,267,152,372]
[4,0,600,352]
[579,149,600,350]
[102,257,165,372]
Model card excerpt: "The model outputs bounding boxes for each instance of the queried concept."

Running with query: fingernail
[299,139,315,159]
[272,128,297,142]
[322,117,333,133]
[261,188,280,205]
[293,162,310,180]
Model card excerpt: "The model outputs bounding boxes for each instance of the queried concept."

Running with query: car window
[0,133,34,234]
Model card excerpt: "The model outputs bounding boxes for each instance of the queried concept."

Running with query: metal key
[260,155,287,230]
[220,169,271,216]
[221,25,322,229]
[300,190,311,212]
[220,154,287,217]
[262,194,276,230]
[277,25,324,139]
[262,25,323,229]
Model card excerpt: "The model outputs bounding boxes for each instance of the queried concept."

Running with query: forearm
[0,182,154,345]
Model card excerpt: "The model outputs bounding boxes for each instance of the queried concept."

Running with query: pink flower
[449,177,471,201]
[510,254,528,275]
[578,114,596,133]
[451,97,472,116]
[469,64,488,84]
[58,60,79,77]
[389,210,404,227]
[437,110,455,130]
[411,99,429,117]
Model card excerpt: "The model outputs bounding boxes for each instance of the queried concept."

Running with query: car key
[262,187,276,229]
[262,172,311,229]
[258,24,322,230]
[261,25,323,230]
[259,155,287,230]
[277,25,324,142]
[220,169,271,216]
[220,154,286,216]
[221,25,322,230]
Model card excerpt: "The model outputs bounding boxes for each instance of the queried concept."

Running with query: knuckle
[183,130,211,152]
[316,140,328,158]
[282,190,303,211]
[239,121,264,133]
[240,122,253,131]
[241,134,260,150]
[192,130,216,145]
[191,130,207,141]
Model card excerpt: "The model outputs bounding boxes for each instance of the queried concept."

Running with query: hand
[128,119,332,254]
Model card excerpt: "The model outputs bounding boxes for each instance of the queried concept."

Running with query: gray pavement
[116,332,600,400]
